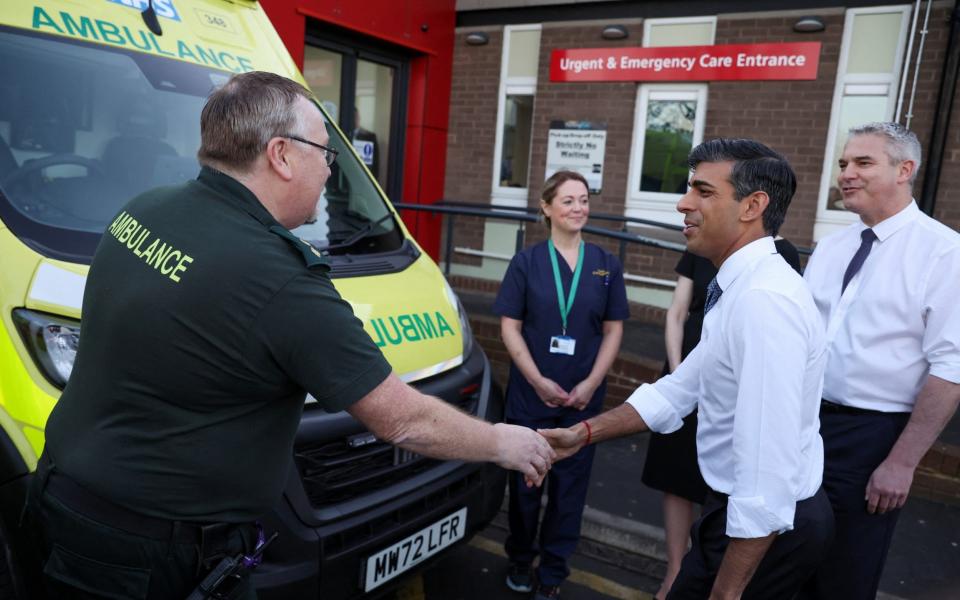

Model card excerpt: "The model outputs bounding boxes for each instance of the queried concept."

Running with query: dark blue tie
[841,228,877,294]
[704,277,723,315]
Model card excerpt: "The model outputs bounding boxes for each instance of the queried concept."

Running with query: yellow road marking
[468,535,652,600]
[396,574,426,600]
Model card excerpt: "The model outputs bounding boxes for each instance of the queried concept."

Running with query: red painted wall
[260,0,455,259]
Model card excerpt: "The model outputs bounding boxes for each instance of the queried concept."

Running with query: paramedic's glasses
[284,135,338,166]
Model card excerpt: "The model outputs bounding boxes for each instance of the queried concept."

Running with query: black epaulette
[269,225,330,270]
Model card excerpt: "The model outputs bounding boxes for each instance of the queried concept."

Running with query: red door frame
[261,0,454,259]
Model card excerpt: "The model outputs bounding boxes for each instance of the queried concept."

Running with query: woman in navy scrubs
[494,170,629,600]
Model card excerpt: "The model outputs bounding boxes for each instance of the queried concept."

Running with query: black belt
[39,455,247,551]
[820,399,906,417]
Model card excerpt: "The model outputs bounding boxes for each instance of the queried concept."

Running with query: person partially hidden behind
[23,72,554,600]
[542,139,834,599]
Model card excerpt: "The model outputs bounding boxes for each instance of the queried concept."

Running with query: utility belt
[36,453,250,554]
[34,453,274,599]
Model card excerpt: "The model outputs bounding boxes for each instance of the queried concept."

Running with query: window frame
[624,83,708,226]
[813,4,911,240]
[490,24,541,208]
[624,16,715,226]
[641,15,717,47]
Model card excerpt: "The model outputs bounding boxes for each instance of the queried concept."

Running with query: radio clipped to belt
[186,524,278,600]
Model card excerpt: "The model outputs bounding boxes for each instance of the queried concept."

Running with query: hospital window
[491,25,540,207]
[625,17,714,227]
[814,5,911,240]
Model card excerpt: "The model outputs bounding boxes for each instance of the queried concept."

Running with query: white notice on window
[545,126,607,193]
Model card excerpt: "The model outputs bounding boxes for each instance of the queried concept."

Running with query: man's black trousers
[799,408,910,600]
[667,487,834,599]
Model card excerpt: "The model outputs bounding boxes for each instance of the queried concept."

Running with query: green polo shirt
[45,167,392,522]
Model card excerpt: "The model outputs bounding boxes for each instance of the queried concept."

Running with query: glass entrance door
[303,30,407,203]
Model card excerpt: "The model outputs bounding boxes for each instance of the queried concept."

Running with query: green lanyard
[547,239,585,336]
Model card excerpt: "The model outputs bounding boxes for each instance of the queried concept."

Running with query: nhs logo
[107,0,182,22]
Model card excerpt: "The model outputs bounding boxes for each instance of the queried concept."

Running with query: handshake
[491,422,587,487]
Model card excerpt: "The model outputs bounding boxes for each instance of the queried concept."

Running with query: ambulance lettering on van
[31,7,255,72]
[369,313,456,347]
[107,0,181,22]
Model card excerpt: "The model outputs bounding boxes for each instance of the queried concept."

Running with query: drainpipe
[896,0,921,122]
[920,2,960,216]
[904,0,933,129]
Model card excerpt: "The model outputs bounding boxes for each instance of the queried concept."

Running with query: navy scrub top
[493,240,629,420]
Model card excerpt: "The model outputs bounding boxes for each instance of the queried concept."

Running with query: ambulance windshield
[0,28,399,263]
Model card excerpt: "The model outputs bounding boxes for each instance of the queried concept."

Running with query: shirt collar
[715,236,777,292]
[197,166,281,229]
[859,200,920,243]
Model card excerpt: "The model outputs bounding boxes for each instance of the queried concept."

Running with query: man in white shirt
[542,138,833,599]
[800,122,960,600]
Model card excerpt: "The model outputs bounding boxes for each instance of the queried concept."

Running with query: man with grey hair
[801,122,960,599]
[25,71,554,599]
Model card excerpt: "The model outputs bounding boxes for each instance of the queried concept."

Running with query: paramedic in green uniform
[24,71,554,600]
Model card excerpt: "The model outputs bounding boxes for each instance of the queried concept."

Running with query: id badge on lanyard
[547,239,584,357]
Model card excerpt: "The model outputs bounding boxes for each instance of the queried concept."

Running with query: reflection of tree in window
[640,100,696,194]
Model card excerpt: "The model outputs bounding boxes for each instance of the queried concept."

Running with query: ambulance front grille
[294,439,439,508]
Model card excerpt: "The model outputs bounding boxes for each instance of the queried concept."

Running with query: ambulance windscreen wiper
[316,213,394,253]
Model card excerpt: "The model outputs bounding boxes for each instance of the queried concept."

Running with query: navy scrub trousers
[505,412,597,585]
[493,241,629,587]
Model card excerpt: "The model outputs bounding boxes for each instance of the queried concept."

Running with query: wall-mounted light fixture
[793,16,825,33]
[465,31,489,46]
[601,25,628,40]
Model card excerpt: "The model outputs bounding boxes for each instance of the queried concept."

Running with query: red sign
[550,42,821,82]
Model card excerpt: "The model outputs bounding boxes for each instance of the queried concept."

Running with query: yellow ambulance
[0,1,505,597]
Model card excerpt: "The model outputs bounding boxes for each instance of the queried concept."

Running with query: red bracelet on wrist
[583,420,592,446]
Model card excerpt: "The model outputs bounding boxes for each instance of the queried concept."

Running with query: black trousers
[799,408,910,600]
[668,488,834,600]
[23,457,258,600]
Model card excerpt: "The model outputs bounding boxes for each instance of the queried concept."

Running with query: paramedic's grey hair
[847,122,922,184]
[198,71,314,171]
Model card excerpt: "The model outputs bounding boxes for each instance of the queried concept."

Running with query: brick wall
[445,27,504,265]
[446,8,958,284]
[926,6,960,231]
[705,14,846,248]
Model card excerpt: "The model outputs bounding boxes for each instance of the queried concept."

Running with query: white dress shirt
[626,237,826,539]
[804,201,960,412]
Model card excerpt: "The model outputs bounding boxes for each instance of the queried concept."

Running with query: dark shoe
[505,563,533,593]
[534,584,561,599]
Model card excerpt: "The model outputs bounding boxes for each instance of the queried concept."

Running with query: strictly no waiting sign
[550,42,821,82]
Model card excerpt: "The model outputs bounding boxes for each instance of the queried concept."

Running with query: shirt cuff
[726,495,795,539]
[929,362,960,384]
[625,384,683,434]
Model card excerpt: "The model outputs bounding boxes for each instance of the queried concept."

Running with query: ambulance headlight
[12,309,80,389]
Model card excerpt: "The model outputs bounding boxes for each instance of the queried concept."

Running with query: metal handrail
[434,199,685,231]
[394,200,813,269]
[393,202,685,278]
